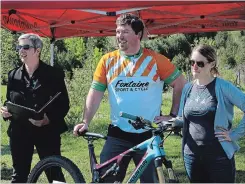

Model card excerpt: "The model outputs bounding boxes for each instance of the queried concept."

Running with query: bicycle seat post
[86,139,99,183]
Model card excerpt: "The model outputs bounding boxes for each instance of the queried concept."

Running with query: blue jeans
[100,136,158,183]
[184,153,236,183]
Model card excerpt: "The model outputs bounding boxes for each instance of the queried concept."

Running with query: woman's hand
[0,106,12,118]
[215,127,232,142]
[29,113,50,127]
[154,115,175,123]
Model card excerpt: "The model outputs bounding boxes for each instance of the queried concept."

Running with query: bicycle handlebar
[120,112,152,126]
[120,111,175,131]
[120,112,138,121]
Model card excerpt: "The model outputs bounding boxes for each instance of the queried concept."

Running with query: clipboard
[6,92,61,120]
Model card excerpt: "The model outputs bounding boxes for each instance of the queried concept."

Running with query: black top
[5,61,70,137]
[183,79,225,155]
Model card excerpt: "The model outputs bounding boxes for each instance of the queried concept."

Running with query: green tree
[64,37,86,63]
[143,34,191,62]
[193,37,216,48]
[40,38,51,64]
[172,53,190,74]
[65,68,92,128]
[1,29,20,84]
[166,34,191,59]
[215,31,228,48]
[142,37,169,54]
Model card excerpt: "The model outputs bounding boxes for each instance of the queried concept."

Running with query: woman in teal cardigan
[156,44,245,183]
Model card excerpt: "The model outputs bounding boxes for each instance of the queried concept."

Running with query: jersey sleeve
[155,52,181,84]
[91,56,107,92]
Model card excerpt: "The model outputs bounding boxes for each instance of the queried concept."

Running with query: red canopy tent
[2,1,245,39]
[1,1,245,65]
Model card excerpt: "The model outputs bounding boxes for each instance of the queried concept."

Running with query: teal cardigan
[177,77,245,159]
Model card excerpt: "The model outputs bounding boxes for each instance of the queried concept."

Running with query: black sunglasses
[16,44,34,51]
[190,60,208,68]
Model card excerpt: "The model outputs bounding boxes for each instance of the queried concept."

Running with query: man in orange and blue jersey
[74,13,186,183]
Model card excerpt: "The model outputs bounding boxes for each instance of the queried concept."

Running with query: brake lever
[172,127,182,137]
[128,120,144,130]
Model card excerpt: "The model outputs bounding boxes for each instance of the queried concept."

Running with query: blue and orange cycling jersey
[92,48,181,133]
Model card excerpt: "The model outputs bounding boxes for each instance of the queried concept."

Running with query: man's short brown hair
[116,13,144,39]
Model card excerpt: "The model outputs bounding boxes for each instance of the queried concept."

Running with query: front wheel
[27,155,86,183]
[156,166,179,183]
[165,167,179,183]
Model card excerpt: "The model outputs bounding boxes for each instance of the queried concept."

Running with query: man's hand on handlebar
[73,122,89,136]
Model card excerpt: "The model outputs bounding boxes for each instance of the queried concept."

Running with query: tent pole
[50,27,56,66]
[50,42,54,66]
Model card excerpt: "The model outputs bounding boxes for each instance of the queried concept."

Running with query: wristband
[169,112,177,118]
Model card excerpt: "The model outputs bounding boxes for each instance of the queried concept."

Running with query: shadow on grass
[236,170,245,183]
[1,145,38,156]
[1,163,12,180]
[175,169,189,183]
[238,137,245,153]
[1,145,11,156]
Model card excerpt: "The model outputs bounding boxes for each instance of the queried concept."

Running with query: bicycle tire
[27,155,86,183]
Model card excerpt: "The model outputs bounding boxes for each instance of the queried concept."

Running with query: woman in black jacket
[0,33,70,183]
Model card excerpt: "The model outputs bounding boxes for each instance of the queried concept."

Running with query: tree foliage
[1,29,20,84]
[1,29,245,127]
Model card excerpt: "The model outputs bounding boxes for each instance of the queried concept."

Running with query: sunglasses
[190,60,209,68]
[16,45,34,51]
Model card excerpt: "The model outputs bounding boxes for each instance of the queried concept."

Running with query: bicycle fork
[155,157,166,183]
[154,157,178,183]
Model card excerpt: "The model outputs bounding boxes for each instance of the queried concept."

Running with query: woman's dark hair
[192,44,219,76]
[116,13,144,40]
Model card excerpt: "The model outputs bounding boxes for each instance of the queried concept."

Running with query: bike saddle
[82,132,107,140]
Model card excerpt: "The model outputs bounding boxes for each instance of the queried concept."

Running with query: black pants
[10,132,64,183]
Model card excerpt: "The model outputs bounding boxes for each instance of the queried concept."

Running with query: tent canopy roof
[1,1,245,40]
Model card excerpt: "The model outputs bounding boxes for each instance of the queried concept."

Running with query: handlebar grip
[120,111,153,126]
[120,112,138,121]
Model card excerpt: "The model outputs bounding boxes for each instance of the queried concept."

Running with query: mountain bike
[27,112,181,183]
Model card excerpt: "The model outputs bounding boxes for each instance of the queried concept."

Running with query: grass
[1,85,245,183]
